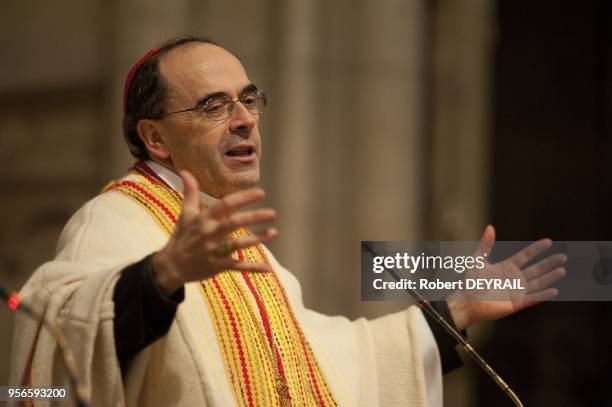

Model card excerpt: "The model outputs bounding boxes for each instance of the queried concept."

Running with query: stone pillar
[104,0,192,178]
[427,1,496,406]
[429,0,495,241]
[269,0,428,317]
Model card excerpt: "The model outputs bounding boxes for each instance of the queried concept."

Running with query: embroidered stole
[104,162,337,406]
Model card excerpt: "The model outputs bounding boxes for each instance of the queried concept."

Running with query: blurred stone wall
[0,1,493,405]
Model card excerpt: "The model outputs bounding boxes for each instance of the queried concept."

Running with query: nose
[228,101,256,136]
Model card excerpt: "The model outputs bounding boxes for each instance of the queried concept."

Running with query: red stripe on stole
[268,270,328,406]
[212,276,254,407]
[239,262,292,403]
[117,181,177,224]
[133,162,176,193]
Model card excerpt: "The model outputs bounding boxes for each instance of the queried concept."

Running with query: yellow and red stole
[104,162,337,407]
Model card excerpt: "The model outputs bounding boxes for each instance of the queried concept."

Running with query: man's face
[156,43,261,197]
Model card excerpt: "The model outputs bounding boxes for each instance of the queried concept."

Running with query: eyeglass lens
[204,92,266,121]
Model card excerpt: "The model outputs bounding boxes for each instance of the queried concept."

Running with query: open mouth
[226,147,254,157]
[224,145,256,163]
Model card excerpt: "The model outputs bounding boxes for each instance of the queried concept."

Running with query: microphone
[361,242,524,407]
[0,286,91,407]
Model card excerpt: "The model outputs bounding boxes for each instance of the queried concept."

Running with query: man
[10,37,565,406]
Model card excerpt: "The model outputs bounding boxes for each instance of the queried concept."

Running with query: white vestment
[10,161,443,406]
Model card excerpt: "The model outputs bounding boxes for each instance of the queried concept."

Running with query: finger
[216,258,273,273]
[523,253,567,280]
[211,240,234,258]
[508,238,553,269]
[215,208,277,236]
[230,228,278,250]
[206,188,266,220]
[179,170,200,219]
[525,267,566,292]
[209,228,278,257]
[474,225,496,259]
[519,288,559,310]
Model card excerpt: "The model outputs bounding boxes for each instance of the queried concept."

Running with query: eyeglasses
[156,90,267,121]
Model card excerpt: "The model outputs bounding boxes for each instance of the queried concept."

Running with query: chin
[225,171,260,192]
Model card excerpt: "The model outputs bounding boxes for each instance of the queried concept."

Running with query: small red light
[7,293,20,310]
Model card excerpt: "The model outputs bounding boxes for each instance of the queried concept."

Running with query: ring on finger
[214,241,234,257]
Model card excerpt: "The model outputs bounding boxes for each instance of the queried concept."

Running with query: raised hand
[151,170,278,295]
[447,225,566,330]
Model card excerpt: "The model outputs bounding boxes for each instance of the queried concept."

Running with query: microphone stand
[1,286,91,407]
[362,242,524,407]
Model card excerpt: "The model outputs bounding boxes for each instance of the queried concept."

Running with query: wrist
[151,250,184,296]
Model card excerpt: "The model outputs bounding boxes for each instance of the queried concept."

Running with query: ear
[136,119,171,160]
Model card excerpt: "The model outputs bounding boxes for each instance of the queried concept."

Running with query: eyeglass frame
[153,88,268,121]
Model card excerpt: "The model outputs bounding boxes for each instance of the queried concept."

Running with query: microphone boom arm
[1,286,91,407]
[362,242,523,407]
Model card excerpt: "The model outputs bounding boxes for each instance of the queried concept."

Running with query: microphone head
[0,286,21,310]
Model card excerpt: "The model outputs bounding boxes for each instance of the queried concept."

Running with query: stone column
[104,0,192,178]
[428,0,495,241]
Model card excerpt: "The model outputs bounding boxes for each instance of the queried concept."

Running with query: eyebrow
[194,83,259,107]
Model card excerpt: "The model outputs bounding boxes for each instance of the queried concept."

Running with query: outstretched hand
[447,225,566,330]
[152,170,278,295]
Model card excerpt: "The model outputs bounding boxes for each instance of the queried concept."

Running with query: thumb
[179,170,200,218]
[475,224,496,259]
